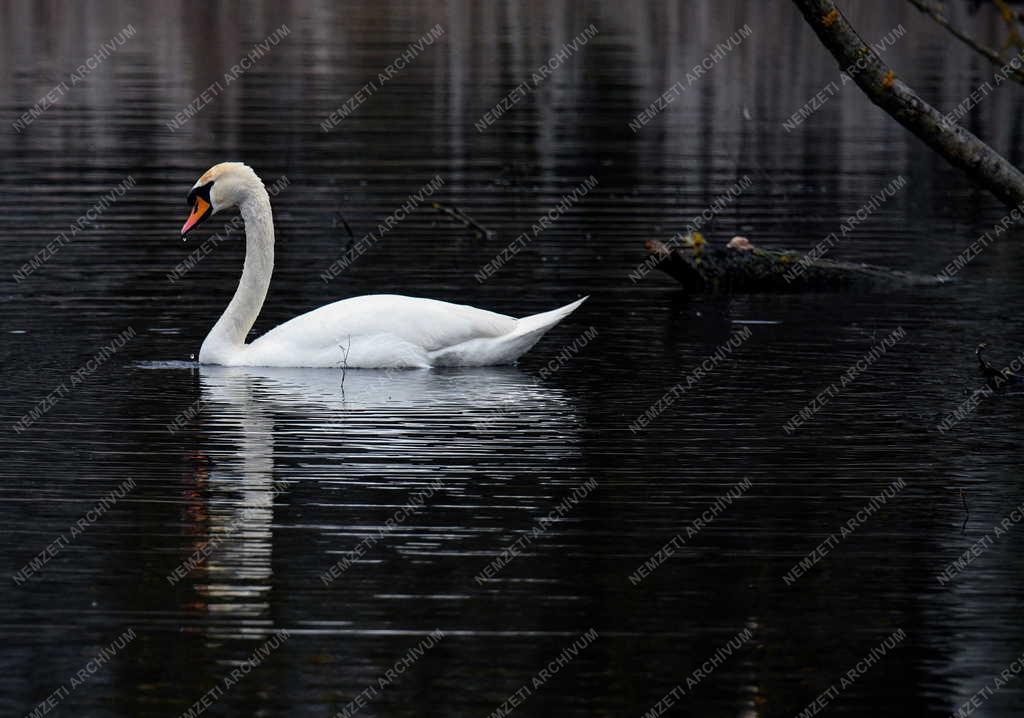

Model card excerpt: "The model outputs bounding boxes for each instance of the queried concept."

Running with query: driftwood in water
[645,238,949,292]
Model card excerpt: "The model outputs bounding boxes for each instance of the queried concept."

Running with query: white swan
[180,162,586,368]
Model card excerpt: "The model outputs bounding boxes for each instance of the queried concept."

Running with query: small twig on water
[339,336,351,399]
[334,212,356,253]
[432,201,495,239]
[961,487,969,534]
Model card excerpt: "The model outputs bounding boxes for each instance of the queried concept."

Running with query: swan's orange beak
[181,197,212,237]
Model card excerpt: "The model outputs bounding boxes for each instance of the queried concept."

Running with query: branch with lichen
[793,0,1024,208]
[904,0,1024,84]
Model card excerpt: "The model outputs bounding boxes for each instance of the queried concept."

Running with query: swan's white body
[185,163,586,368]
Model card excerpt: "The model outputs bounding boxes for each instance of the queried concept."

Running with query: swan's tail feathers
[513,295,589,339]
[428,296,589,367]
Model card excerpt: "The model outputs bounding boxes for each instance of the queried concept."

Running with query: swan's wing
[245,294,516,367]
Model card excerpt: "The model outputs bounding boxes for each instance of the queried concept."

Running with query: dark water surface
[3,1,1024,716]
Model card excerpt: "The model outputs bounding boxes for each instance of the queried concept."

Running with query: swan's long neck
[199,182,274,363]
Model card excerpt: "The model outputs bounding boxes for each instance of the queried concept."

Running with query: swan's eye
[187,181,214,207]
[182,181,215,237]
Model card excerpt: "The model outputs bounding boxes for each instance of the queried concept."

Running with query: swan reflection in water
[177,364,581,634]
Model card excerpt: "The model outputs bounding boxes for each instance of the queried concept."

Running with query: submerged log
[645,237,950,292]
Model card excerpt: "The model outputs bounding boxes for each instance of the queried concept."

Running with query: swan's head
[181,162,262,236]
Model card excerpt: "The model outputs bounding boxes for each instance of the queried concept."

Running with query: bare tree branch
[992,0,1024,53]
[793,0,1024,208]
[904,0,1024,84]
